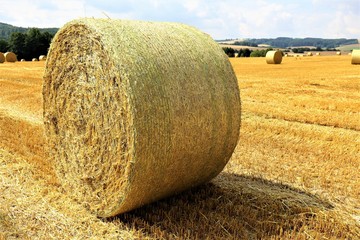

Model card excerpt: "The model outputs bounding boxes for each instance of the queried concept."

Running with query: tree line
[244,37,357,49]
[0,28,53,60]
[219,37,357,49]
[223,47,275,57]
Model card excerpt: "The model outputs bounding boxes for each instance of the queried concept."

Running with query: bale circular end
[43,18,241,217]
[336,51,341,55]
[20,59,26,62]
[5,52,17,62]
[39,55,47,61]
[266,50,282,64]
[32,58,38,61]
[307,52,313,56]
[0,52,5,63]
[351,49,360,64]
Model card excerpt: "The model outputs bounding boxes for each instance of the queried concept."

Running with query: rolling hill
[218,37,359,49]
[0,22,58,40]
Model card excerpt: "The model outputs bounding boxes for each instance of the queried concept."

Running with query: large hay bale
[5,52,17,62]
[0,52,4,63]
[336,51,341,55]
[316,52,321,56]
[351,49,360,64]
[307,52,313,56]
[266,50,282,64]
[32,58,38,62]
[43,18,241,217]
[39,55,47,61]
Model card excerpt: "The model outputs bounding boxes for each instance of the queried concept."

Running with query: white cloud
[0,0,358,38]
[0,0,86,27]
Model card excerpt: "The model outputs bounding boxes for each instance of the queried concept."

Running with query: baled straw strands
[266,50,282,64]
[0,52,5,63]
[351,49,360,64]
[43,18,241,217]
[5,52,16,62]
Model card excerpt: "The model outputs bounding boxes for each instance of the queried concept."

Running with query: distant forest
[0,22,58,60]
[0,22,58,40]
[219,37,358,49]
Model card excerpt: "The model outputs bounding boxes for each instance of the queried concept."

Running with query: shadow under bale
[105,172,356,239]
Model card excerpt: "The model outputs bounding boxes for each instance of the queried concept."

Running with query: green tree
[250,48,273,57]
[8,28,53,60]
[9,32,26,59]
[250,50,263,57]
[0,39,9,52]
[223,47,235,57]
[237,48,252,57]
[25,28,43,60]
[243,48,251,57]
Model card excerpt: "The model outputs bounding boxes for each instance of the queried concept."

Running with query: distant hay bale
[5,52,17,62]
[307,52,313,56]
[32,58,38,61]
[43,18,241,217]
[351,49,360,64]
[316,52,320,56]
[266,50,282,64]
[39,55,47,61]
[20,59,26,62]
[0,52,4,63]
[336,51,341,55]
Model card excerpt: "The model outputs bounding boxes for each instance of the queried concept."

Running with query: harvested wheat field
[0,55,359,239]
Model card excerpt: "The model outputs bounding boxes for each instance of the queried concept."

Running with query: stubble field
[0,55,359,239]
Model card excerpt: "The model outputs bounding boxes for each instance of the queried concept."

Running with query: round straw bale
[32,58,38,61]
[0,52,4,63]
[307,52,313,56]
[266,50,282,64]
[336,51,341,55]
[39,55,47,61]
[5,52,17,62]
[351,49,360,64]
[20,59,26,62]
[316,52,320,56]
[43,18,241,217]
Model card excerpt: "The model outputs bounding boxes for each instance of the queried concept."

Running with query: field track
[1,56,359,239]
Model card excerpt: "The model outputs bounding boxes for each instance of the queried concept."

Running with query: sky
[0,0,359,39]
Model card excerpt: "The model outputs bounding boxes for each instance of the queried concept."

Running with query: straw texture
[5,52,16,62]
[266,50,282,64]
[0,52,4,63]
[43,18,241,217]
[351,49,360,64]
